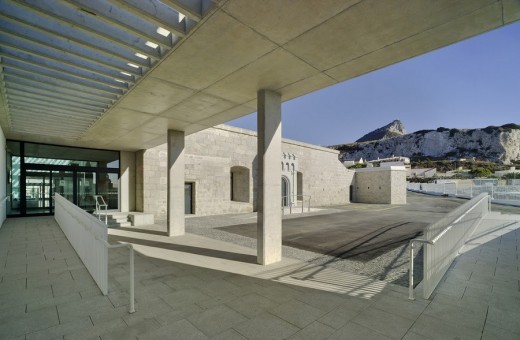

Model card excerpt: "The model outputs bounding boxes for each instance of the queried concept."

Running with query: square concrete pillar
[167,130,185,236]
[119,151,136,212]
[257,90,282,265]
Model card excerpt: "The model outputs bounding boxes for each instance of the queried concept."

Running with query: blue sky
[228,22,520,146]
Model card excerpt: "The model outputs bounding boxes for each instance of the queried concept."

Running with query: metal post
[409,240,415,300]
[129,248,135,313]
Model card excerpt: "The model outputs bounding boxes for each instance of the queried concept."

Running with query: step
[108,221,132,228]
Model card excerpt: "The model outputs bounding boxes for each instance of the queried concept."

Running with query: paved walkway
[0,209,519,339]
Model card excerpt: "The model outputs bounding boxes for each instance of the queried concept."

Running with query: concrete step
[108,221,132,228]
[93,211,130,227]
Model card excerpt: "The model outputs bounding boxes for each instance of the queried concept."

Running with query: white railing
[407,182,520,204]
[282,194,311,214]
[94,195,108,224]
[54,194,135,313]
[408,193,490,300]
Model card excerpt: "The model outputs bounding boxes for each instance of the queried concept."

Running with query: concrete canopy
[1,0,519,151]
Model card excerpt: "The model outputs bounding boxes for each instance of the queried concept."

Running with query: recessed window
[230,166,250,203]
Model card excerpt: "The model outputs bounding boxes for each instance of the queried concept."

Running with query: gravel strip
[177,210,423,287]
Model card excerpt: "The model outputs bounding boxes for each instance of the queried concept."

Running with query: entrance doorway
[185,183,194,214]
[6,140,120,217]
[282,177,290,207]
[25,170,52,215]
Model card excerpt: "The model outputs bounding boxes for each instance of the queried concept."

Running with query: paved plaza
[0,195,519,339]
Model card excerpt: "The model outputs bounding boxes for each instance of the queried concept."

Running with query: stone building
[135,125,354,220]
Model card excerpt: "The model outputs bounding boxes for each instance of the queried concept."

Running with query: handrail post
[129,247,135,313]
[409,240,415,300]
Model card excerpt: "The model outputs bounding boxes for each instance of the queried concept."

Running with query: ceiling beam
[5,76,117,103]
[160,0,213,22]
[64,0,172,49]
[0,34,138,81]
[0,13,149,70]
[10,110,96,125]
[5,82,112,108]
[9,124,86,136]
[1,60,125,95]
[0,19,143,77]
[0,50,129,90]
[109,0,187,37]
[3,71,120,100]
[8,101,101,118]
[6,88,108,111]
[17,0,160,61]
[6,94,103,116]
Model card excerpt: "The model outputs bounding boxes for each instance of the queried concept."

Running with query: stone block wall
[136,125,354,220]
[283,140,353,207]
[353,167,407,204]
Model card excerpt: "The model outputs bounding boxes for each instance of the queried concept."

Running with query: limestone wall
[137,125,353,220]
[353,167,407,204]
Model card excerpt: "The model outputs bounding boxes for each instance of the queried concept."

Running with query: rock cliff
[356,119,406,142]
[331,124,520,164]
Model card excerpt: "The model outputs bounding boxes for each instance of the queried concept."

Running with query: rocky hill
[330,123,520,164]
[356,119,406,142]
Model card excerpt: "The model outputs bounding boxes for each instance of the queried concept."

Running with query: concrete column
[257,90,282,265]
[134,150,145,212]
[119,151,136,212]
[167,130,185,236]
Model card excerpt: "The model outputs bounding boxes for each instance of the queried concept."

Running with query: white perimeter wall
[136,125,354,220]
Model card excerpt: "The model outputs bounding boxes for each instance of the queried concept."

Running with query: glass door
[53,171,74,204]
[77,171,96,212]
[25,170,52,215]
[97,172,119,210]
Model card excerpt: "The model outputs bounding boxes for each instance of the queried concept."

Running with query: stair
[94,211,131,228]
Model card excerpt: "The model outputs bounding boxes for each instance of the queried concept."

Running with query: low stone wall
[136,125,354,219]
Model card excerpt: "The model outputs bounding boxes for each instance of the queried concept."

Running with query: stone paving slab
[1,208,519,339]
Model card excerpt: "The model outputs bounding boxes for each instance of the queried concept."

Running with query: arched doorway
[281,176,290,207]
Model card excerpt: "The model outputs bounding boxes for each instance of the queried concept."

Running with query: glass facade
[6,141,120,216]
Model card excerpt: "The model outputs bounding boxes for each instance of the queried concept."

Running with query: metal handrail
[408,194,489,300]
[281,194,311,214]
[100,240,135,314]
[0,195,10,204]
[94,195,108,224]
